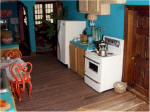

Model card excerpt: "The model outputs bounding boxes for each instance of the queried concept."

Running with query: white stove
[84,36,124,93]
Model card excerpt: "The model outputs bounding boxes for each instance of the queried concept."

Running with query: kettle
[96,40,108,56]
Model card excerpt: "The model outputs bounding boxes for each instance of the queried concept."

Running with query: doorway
[33,2,56,55]
[123,5,149,102]
[18,3,31,56]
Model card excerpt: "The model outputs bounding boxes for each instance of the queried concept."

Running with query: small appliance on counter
[95,39,108,57]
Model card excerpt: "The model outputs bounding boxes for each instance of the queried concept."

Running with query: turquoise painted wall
[62,0,149,39]
[20,0,36,52]
[1,2,20,41]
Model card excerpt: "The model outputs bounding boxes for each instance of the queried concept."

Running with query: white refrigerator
[57,20,86,68]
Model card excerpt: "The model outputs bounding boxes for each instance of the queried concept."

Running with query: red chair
[8,61,32,102]
[3,49,22,59]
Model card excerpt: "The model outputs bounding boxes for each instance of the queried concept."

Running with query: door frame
[122,5,149,103]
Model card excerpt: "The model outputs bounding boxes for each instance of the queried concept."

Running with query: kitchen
[0,0,149,111]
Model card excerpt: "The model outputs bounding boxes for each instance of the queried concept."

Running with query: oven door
[85,57,101,83]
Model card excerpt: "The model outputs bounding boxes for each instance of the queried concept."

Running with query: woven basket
[80,34,88,43]
[1,30,13,45]
[113,82,127,93]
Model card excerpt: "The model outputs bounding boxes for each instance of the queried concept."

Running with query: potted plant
[38,6,67,49]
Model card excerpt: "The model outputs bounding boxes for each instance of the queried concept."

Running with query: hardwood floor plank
[14,55,149,111]
[77,92,133,111]
[106,97,145,111]
[127,102,149,111]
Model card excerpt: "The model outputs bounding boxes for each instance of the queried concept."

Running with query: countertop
[0,42,19,49]
[70,41,96,50]
[0,70,16,111]
[0,90,16,111]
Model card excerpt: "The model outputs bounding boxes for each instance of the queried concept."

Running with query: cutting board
[0,98,10,111]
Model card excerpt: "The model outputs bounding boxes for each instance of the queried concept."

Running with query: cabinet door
[88,0,98,13]
[69,44,78,72]
[87,0,110,15]
[77,47,85,78]
[110,0,126,4]
[79,0,88,13]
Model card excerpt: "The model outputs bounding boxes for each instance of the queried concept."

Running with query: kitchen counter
[0,70,16,111]
[0,42,19,58]
[70,41,95,50]
[0,42,19,49]
[0,90,16,111]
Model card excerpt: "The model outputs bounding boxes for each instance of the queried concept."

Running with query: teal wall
[126,0,149,5]
[62,0,149,39]
[20,0,36,53]
[1,2,20,41]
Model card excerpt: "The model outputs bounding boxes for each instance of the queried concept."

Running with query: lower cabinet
[69,44,85,78]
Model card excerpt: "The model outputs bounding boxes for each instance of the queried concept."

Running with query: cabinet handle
[131,56,135,60]
[142,71,145,81]
[145,52,147,58]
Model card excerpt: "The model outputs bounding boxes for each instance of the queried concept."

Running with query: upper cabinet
[110,0,126,4]
[79,0,88,13]
[79,0,110,15]
[88,0,110,15]
[79,0,126,15]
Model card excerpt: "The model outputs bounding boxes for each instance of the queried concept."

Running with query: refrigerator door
[57,20,86,67]
[65,21,86,68]
[57,20,66,64]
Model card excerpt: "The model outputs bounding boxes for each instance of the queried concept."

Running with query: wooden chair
[3,49,22,59]
[7,61,32,102]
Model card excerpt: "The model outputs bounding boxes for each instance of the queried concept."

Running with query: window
[34,4,43,25]
[23,7,27,25]
[34,2,54,25]
[45,3,53,23]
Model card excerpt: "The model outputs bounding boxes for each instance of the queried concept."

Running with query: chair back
[10,62,32,82]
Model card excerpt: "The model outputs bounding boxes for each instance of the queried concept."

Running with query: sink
[0,70,9,93]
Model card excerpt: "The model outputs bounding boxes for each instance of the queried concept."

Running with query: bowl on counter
[80,34,88,44]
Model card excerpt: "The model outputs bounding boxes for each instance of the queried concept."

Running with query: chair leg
[20,83,25,93]
[28,81,32,97]
[16,87,22,102]
[10,82,15,96]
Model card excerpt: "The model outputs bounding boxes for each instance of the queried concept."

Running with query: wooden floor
[15,55,149,111]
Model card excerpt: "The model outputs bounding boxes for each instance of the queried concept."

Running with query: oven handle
[85,56,100,65]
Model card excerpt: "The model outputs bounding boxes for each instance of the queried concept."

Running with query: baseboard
[31,52,36,56]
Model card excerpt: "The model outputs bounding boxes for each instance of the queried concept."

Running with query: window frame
[34,2,56,25]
